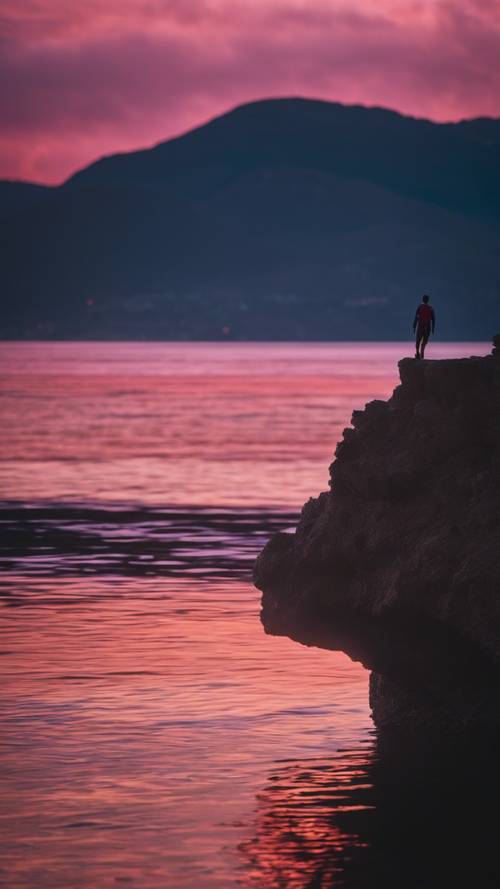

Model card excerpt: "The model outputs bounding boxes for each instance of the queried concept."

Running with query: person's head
[422,294,430,304]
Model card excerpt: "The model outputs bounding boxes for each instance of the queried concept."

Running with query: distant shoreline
[0,337,491,345]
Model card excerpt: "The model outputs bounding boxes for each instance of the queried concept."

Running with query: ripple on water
[0,503,372,889]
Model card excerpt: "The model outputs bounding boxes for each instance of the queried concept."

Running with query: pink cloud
[1,0,499,183]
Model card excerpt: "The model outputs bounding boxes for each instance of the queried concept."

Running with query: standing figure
[413,294,435,359]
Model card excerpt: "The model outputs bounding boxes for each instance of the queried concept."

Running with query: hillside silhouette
[2,98,499,339]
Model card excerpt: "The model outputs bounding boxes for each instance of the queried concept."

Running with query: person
[413,294,435,359]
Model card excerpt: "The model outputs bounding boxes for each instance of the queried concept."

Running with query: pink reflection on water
[0,575,370,888]
[0,341,490,887]
[240,751,374,888]
[0,341,487,506]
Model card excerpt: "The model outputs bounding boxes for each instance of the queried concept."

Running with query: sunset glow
[2,0,499,183]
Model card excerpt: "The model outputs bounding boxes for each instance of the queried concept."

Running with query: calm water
[0,341,489,889]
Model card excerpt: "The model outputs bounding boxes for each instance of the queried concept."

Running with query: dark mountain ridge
[2,98,499,340]
[67,99,500,219]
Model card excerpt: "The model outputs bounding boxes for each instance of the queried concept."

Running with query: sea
[0,341,490,889]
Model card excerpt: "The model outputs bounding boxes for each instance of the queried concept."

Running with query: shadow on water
[0,502,297,585]
[240,734,500,889]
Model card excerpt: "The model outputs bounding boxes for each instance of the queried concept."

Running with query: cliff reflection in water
[241,747,374,888]
[242,737,500,889]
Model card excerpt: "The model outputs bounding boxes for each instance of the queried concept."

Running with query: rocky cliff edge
[254,336,500,737]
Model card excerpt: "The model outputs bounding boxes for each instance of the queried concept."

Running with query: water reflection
[1,342,492,888]
[0,503,296,580]
[2,341,482,508]
[240,747,374,888]
[242,735,500,889]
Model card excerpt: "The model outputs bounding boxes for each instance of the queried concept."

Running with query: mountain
[1,98,499,340]
[0,180,52,220]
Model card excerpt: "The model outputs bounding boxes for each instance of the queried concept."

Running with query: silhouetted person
[413,294,435,359]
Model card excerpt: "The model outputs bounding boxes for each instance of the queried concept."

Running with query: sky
[1,0,500,184]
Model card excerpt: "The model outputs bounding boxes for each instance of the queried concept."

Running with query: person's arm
[431,308,435,334]
[413,306,420,332]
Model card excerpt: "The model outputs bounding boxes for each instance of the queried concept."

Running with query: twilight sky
[2,0,500,184]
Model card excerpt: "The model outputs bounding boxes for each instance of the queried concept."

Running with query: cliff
[255,336,500,738]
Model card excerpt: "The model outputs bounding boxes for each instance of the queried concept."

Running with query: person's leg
[415,329,422,358]
[420,328,430,358]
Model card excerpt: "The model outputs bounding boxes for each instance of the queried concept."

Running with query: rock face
[255,337,500,737]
